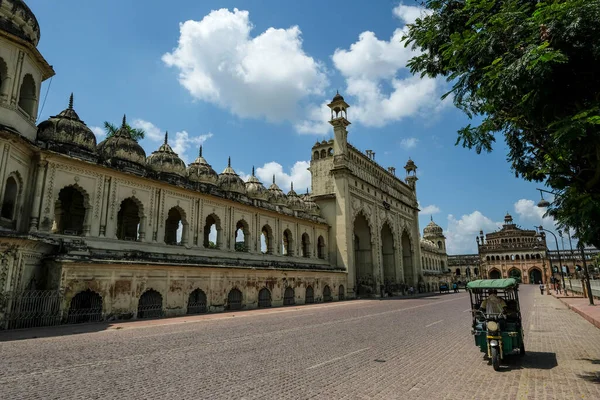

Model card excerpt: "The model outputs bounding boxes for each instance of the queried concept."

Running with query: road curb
[553,295,600,330]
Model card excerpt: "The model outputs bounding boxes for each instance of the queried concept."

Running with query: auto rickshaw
[439,282,450,294]
[466,278,525,371]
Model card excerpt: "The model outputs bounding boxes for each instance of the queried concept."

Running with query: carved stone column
[29,160,47,231]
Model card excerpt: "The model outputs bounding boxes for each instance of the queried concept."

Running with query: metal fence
[566,279,600,298]
[1,290,63,330]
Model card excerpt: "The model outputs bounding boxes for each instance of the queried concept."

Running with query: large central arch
[401,230,414,285]
[381,222,396,285]
[354,212,373,294]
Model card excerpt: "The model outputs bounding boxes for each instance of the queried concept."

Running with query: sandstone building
[0,1,447,328]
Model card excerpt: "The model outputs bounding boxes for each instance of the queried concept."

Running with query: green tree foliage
[103,121,145,142]
[404,0,600,247]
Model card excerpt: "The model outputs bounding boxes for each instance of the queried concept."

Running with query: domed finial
[430,215,433,222]
[291,182,294,191]
[252,166,255,176]
[272,174,276,184]
[164,131,168,145]
[121,114,127,128]
[306,188,309,195]
[68,93,74,110]
[228,157,231,167]
[199,145,203,157]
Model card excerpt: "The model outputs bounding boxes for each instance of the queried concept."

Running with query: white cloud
[392,3,433,25]
[513,198,557,231]
[445,211,502,254]
[419,204,440,215]
[90,126,105,140]
[400,137,418,149]
[171,131,213,163]
[294,101,331,135]
[254,160,311,193]
[132,119,164,141]
[162,8,328,123]
[300,4,446,130]
[131,119,213,163]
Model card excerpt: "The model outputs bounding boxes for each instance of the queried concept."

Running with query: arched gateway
[354,212,373,295]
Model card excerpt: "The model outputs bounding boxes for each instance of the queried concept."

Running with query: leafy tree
[103,121,145,141]
[403,0,600,247]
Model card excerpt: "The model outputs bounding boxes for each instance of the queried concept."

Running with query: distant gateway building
[0,1,447,327]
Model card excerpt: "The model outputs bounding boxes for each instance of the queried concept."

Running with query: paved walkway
[550,289,600,330]
[1,287,599,399]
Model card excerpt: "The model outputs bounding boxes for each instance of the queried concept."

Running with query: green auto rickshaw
[466,278,525,371]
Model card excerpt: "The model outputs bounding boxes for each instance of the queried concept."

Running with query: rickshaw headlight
[487,321,499,332]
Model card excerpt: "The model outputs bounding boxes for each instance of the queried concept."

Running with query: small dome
[0,0,40,46]
[146,132,186,177]
[423,217,443,238]
[332,91,344,102]
[405,158,416,170]
[245,167,268,200]
[97,115,146,167]
[36,94,97,153]
[286,182,306,211]
[302,190,320,216]
[217,157,246,194]
[187,145,218,185]
[267,175,287,206]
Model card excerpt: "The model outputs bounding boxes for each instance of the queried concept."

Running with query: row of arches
[486,254,542,262]
[487,267,543,283]
[312,147,333,160]
[0,56,37,118]
[422,256,445,271]
[66,285,345,323]
[354,211,414,293]
[51,186,327,257]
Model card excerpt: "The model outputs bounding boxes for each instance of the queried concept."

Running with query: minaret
[327,91,350,156]
[404,158,418,189]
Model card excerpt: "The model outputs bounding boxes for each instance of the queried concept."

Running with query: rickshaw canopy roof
[466,278,518,290]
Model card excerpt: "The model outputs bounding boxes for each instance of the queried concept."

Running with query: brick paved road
[1,285,599,399]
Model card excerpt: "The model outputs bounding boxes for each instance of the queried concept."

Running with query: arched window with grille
[1,176,18,222]
[323,285,332,302]
[67,289,103,324]
[258,288,271,308]
[227,288,243,310]
[187,288,207,314]
[305,286,314,304]
[283,287,295,305]
[338,285,345,301]
[137,289,163,319]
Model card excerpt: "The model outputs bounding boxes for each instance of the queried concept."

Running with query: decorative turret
[187,145,218,185]
[267,175,287,206]
[245,166,268,200]
[36,93,97,159]
[328,91,350,156]
[217,157,246,194]
[302,189,320,216]
[286,182,306,212]
[97,115,147,172]
[404,158,418,189]
[423,216,446,251]
[146,131,186,177]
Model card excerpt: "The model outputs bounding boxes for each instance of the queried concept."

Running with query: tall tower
[327,91,350,156]
[404,158,418,189]
[0,0,55,141]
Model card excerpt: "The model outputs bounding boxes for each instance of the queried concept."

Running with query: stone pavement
[551,290,600,330]
[0,286,599,399]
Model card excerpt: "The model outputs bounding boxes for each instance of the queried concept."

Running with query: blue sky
[28,0,564,254]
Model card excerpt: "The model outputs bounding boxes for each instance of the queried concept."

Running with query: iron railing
[1,290,63,330]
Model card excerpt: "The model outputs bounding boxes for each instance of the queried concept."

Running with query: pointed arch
[305,285,314,304]
[187,288,207,314]
[282,228,294,256]
[137,289,163,319]
[117,196,145,241]
[18,73,36,117]
[165,205,188,245]
[258,287,272,308]
[317,235,326,259]
[261,224,274,254]
[235,219,250,252]
[381,221,396,284]
[354,211,374,295]
[53,184,91,236]
[488,268,502,279]
[204,213,222,249]
[401,228,414,285]
[227,287,243,310]
[1,171,23,223]
[301,232,310,257]
[67,289,103,324]
[283,286,295,305]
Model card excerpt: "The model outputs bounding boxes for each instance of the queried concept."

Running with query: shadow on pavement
[0,321,116,342]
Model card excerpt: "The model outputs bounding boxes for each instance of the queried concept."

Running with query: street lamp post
[538,226,568,296]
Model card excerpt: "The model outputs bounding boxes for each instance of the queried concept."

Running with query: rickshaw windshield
[466,279,520,321]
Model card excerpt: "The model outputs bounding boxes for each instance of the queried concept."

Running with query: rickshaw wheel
[491,347,500,371]
[520,342,526,357]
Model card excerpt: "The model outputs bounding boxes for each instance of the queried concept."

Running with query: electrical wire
[37,75,53,120]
